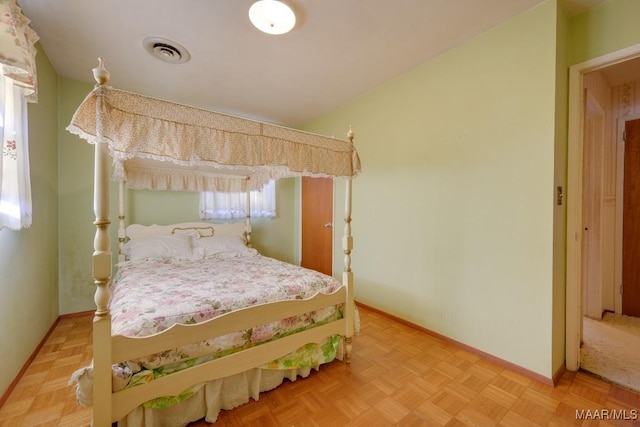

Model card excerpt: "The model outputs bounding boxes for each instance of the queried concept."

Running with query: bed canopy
[67,60,361,193]
[67,61,360,426]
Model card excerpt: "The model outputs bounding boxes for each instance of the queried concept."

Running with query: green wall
[569,0,640,65]
[305,0,640,380]
[305,1,562,378]
[0,46,59,396]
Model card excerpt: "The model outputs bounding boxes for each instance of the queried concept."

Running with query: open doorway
[566,43,640,391]
[580,102,640,390]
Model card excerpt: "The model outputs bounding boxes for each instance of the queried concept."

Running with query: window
[199,180,276,220]
[0,72,31,230]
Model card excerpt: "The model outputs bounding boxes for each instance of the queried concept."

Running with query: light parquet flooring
[2,306,640,426]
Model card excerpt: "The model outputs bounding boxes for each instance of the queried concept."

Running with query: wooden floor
[1,307,640,426]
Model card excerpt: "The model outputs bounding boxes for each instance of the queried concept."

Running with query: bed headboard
[126,221,247,240]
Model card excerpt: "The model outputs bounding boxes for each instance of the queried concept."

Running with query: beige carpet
[581,312,640,392]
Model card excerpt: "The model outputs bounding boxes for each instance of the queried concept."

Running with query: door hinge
[623,130,627,142]
[620,284,624,295]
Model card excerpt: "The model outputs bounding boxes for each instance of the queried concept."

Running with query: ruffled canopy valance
[67,85,361,192]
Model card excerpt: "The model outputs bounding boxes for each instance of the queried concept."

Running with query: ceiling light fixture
[249,0,296,35]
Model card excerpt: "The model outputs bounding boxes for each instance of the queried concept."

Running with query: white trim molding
[566,43,640,372]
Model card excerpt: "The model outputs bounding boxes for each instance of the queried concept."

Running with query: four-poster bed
[66,59,360,427]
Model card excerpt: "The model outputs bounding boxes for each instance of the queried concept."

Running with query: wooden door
[623,118,640,317]
[301,177,333,275]
[582,91,605,319]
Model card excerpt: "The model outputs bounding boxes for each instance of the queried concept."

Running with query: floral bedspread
[112,254,341,337]
[108,253,346,408]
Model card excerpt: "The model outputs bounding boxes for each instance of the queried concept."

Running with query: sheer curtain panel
[0,0,38,230]
[200,180,276,220]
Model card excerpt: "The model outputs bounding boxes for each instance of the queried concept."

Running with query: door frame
[566,43,640,371]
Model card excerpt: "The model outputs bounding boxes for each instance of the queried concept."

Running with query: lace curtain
[0,0,38,230]
[200,180,276,220]
[0,72,32,229]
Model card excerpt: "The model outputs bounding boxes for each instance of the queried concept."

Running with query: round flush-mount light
[143,37,191,64]
[249,0,296,35]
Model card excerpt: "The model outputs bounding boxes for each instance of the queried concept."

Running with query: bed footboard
[95,288,351,424]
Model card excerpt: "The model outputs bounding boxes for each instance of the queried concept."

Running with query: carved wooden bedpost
[92,57,113,427]
[343,126,355,363]
[118,181,126,262]
[245,189,252,247]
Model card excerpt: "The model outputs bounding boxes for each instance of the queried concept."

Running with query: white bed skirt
[71,365,319,427]
[118,366,316,427]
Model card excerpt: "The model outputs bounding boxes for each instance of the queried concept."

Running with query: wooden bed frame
[86,62,356,426]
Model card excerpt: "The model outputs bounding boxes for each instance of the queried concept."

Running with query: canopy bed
[66,59,361,427]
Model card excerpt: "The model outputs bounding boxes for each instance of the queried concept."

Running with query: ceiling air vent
[143,37,191,64]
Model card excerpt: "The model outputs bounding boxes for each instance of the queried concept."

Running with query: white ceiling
[19,0,605,127]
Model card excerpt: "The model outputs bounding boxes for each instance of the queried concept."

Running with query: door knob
[324,223,332,228]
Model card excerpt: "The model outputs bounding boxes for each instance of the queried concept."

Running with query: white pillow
[122,234,194,260]
[193,235,256,258]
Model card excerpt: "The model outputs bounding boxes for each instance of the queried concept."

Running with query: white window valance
[0,0,39,102]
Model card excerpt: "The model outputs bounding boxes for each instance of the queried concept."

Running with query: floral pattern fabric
[109,253,346,409]
[0,0,38,101]
[111,254,342,339]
